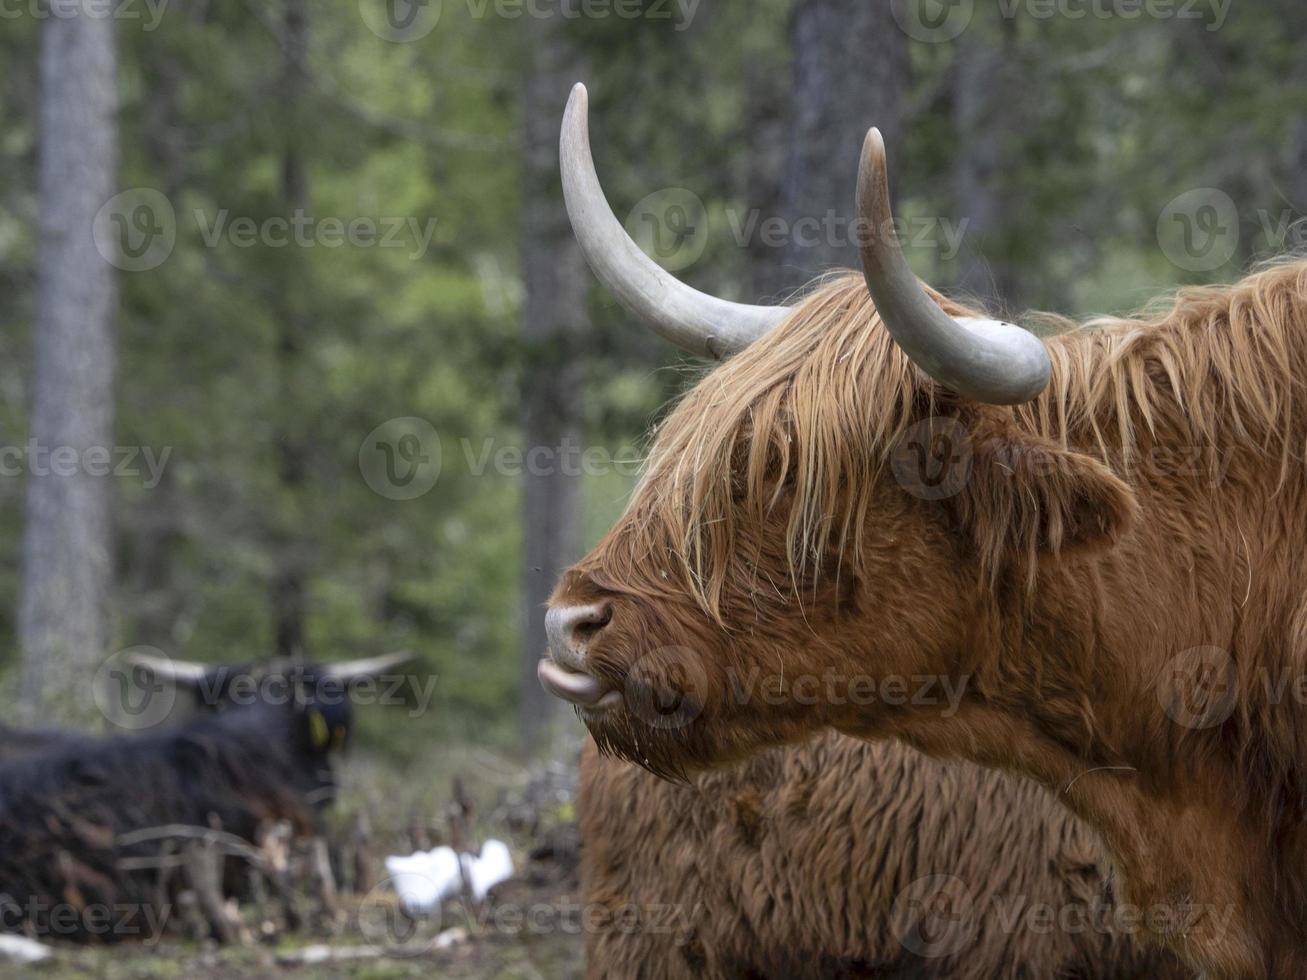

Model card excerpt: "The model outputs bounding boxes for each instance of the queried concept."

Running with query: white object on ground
[384,839,514,912]
[466,839,514,901]
[0,935,53,964]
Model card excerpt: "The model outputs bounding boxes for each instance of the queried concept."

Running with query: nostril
[572,605,612,644]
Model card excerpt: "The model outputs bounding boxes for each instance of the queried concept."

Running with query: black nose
[544,601,612,672]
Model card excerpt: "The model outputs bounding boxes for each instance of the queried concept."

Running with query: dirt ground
[24,859,585,980]
[29,925,583,980]
[18,747,588,980]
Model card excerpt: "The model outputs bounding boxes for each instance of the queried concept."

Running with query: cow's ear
[935,416,1138,563]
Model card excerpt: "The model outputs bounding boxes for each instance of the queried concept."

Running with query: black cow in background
[0,652,411,942]
[0,723,79,764]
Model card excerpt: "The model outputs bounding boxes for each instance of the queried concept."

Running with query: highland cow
[582,734,1190,979]
[0,653,408,941]
[541,83,1307,976]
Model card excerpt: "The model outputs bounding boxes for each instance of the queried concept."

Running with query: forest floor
[21,741,588,980]
[28,896,584,980]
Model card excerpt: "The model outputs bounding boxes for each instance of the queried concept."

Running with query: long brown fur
[552,260,1307,977]
[582,733,1190,979]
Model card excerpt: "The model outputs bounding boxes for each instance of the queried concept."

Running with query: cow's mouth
[537,659,622,711]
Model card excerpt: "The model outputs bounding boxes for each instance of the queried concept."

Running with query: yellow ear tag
[308,708,330,749]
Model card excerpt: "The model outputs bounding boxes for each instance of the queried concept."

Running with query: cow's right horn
[561,83,790,360]
[856,127,1051,405]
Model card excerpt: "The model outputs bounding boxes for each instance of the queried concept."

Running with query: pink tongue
[537,659,614,707]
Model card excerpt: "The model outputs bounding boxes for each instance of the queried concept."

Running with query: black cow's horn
[122,651,209,687]
[561,83,790,360]
[856,127,1051,404]
[321,651,413,682]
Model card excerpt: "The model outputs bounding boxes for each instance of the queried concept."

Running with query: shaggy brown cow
[582,734,1190,979]
[540,84,1307,977]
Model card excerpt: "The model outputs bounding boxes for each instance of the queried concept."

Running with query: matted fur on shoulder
[602,261,1307,621]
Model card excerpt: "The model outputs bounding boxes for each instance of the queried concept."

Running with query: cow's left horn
[321,651,414,682]
[561,83,790,360]
[856,127,1051,404]
[122,651,209,687]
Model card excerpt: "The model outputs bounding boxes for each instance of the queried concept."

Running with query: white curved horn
[561,83,790,360]
[321,651,414,683]
[856,128,1051,405]
[122,651,209,687]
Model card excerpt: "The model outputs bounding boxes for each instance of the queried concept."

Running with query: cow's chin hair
[585,710,810,789]
[579,685,821,783]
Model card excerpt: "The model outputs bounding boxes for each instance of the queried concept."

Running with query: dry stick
[152,839,176,938]
[309,836,341,927]
[117,824,269,867]
[448,776,480,912]
[258,820,300,935]
[180,839,250,946]
[350,812,376,896]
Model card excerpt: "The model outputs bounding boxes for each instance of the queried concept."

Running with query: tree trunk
[776,0,908,293]
[517,22,589,747]
[951,18,1032,315]
[271,0,310,659]
[19,11,118,722]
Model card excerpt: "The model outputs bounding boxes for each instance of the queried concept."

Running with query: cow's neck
[953,470,1307,977]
